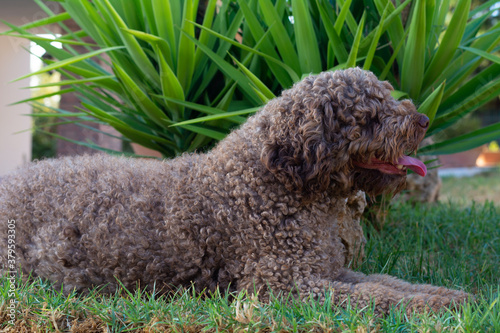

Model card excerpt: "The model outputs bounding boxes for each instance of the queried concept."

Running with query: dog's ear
[260,100,350,195]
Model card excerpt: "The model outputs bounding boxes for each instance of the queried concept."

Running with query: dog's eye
[365,116,380,128]
[404,150,417,156]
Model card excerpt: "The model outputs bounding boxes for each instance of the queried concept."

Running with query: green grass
[440,167,500,205]
[1,201,499,332]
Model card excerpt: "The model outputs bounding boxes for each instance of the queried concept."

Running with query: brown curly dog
[1,68,469,314]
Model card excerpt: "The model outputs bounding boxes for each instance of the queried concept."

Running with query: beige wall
[0,0,53,176]
[0,36,32,176]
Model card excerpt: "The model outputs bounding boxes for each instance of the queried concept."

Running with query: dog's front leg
[337,269,470,300]
[331,268,469,315]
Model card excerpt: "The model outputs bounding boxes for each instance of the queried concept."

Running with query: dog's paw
[405,294,466,315]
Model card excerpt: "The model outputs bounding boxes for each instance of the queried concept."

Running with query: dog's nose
[417,115,429,129]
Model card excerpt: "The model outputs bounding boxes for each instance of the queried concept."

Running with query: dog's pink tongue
[398,156,427,177]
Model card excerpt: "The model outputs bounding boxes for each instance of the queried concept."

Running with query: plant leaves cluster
[2,0,500,157]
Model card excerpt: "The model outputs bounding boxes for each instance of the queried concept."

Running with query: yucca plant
[2,0,264,157]
[191,0,500,156]
[2,0,499,158]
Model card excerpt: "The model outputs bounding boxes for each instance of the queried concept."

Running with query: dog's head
[260,68,428,198]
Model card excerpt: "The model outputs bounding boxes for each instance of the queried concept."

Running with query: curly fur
[0,68,469,314]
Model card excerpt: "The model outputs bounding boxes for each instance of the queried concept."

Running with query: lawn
[440,167,500,205]
[1,177,499,332]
